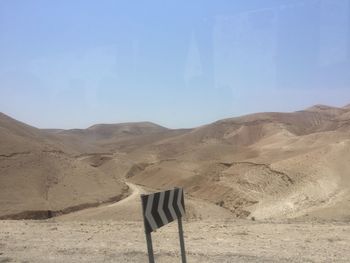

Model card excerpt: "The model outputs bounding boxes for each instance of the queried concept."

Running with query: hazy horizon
[2,101,350,131]
[1,0,350,129]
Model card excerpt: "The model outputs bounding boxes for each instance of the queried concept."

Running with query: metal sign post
[141,195,155,263]
[141,187,186,263]
[177,216,187,263]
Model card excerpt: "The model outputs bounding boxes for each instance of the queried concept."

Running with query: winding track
[55,182,146,221]
[107,182,143,207]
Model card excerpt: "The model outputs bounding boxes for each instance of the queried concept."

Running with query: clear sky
[1,0,350,129]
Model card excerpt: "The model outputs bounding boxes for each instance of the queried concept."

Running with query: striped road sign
[141,187,187,263]
[141,188,185,233]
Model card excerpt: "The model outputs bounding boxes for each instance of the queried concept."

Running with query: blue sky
[1,0,350,129]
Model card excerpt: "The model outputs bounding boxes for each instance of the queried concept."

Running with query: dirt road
[107,182,143,207]
[55,182,146,221]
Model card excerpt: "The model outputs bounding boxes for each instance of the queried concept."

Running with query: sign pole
[141,188,187,262]
[141,194,155,263]
[145,231,155,263]
[177,217,187,263]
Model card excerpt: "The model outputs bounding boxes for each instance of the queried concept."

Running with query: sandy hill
[1,104,350,222]
[0,113,129,219]
[0,112,54,155]
[126,105,350,221]
[46,122,189,154]
[0,114,188,219]
[343,103,350,109]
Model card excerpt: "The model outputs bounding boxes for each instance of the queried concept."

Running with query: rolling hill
[1,104,350,221]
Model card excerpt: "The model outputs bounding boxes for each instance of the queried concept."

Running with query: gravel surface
[1,220,349,262]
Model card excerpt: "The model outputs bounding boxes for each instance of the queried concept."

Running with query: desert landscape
[1,104,350,262]
[2,0,350,261]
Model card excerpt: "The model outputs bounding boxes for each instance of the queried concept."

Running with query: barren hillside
[127,104,350,221]
[1,104,350,221]
[0,114,127,219]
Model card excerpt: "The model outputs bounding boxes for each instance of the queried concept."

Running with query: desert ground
[1,104,350,262]
[1,219,350,262]
[0,182,346,263]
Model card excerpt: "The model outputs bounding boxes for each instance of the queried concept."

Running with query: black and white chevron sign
[141,188,185,233]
